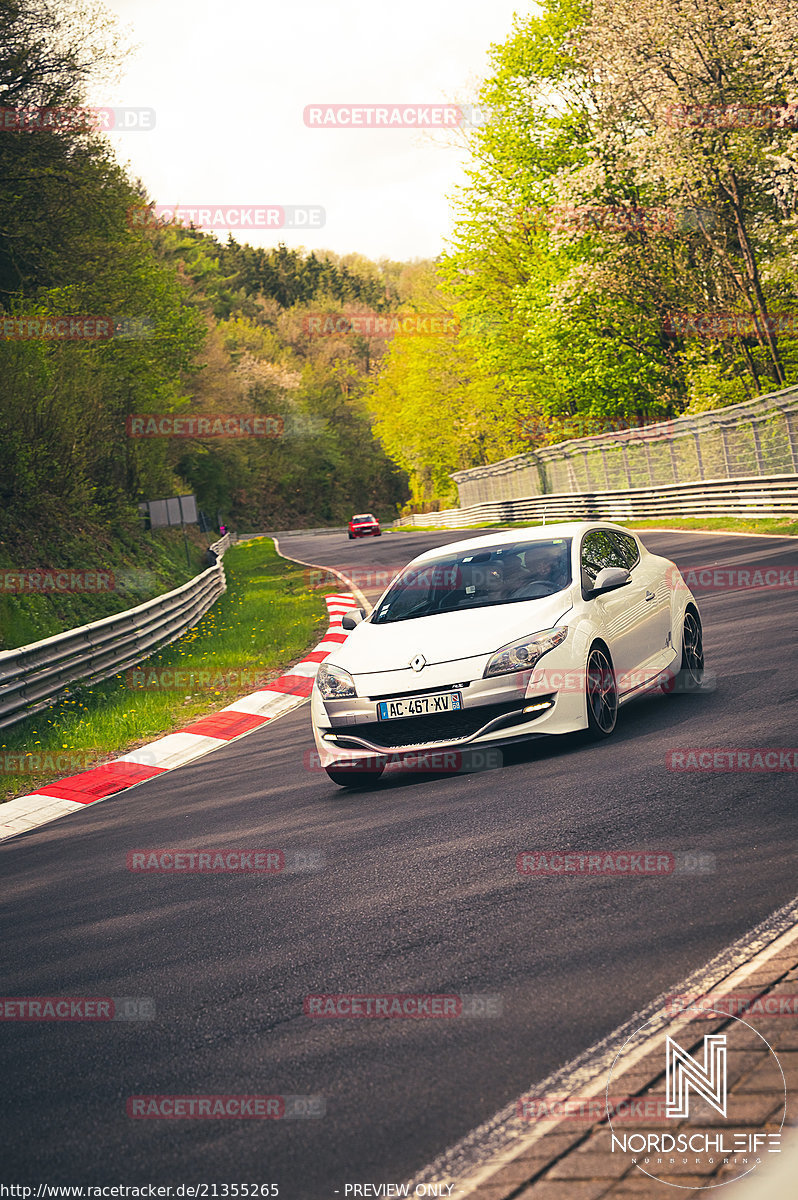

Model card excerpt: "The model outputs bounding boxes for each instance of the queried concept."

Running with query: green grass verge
[625,516,798,537]
[393,516,798,537]
[1,539,334,802]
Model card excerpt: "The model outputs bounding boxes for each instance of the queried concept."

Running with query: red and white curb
[0,594,357,843]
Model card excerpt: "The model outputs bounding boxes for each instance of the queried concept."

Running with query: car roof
[351,513,375,519]
[410,521,637,564]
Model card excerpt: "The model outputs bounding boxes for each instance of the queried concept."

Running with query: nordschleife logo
[607,1008,785,1189]
[666,1034,727,1119]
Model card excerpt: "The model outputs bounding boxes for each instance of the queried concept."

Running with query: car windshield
[352,516,374,523]
[371,538,573,624]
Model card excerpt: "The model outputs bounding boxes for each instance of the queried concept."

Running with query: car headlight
[484,627,568,678]
[317,662,357,699]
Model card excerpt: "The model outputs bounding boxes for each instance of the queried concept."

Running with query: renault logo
[410,653,426,672]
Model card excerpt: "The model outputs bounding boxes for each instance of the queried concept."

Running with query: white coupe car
[311,521,704,787]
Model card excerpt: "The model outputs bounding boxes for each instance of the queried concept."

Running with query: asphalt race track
[2,527,797,1196]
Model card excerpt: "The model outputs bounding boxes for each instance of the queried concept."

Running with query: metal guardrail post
[785,414,798,473]
[751,421,765,474]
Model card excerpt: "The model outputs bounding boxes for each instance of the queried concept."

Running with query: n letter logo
[666,1034,727,1118]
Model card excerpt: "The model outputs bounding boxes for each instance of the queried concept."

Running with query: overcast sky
[91,0,532,262]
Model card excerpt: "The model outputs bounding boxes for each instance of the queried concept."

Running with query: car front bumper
[310,647,588,768]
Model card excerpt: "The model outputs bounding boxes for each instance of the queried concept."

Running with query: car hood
[333,592,573,675]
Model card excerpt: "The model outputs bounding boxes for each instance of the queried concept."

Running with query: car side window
[609,531,640,571]
[580,530,624,584]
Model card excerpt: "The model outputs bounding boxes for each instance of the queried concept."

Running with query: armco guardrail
[0,533,231,731]
[451,383,798,506]
[393,474,798,528]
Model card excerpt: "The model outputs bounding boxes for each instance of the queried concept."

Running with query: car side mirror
[590,567,631,596]
[341,608,366,630]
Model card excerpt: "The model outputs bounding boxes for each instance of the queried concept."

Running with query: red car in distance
[348,513,381,539]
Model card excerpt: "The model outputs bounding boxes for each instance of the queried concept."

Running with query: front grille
[333,700,524,749]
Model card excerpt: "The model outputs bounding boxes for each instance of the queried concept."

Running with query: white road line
[406,893,798,1195]
[272,536,372,612]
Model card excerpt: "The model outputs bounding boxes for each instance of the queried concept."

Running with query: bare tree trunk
[738,337,761,392]
[724,165,786,386]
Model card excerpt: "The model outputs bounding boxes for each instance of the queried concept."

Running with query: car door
[610,530,673,676]
[580,529,651,692]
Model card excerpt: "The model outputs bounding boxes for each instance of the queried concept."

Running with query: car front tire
[585,644,618,738]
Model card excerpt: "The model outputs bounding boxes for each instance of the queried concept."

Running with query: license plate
[377,691,463,721]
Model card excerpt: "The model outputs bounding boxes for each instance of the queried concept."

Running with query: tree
[365,266,515,507]
[565,0,798,392]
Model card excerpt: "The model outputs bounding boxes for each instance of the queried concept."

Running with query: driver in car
[502,546,569,598]
[529,544,570,592]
